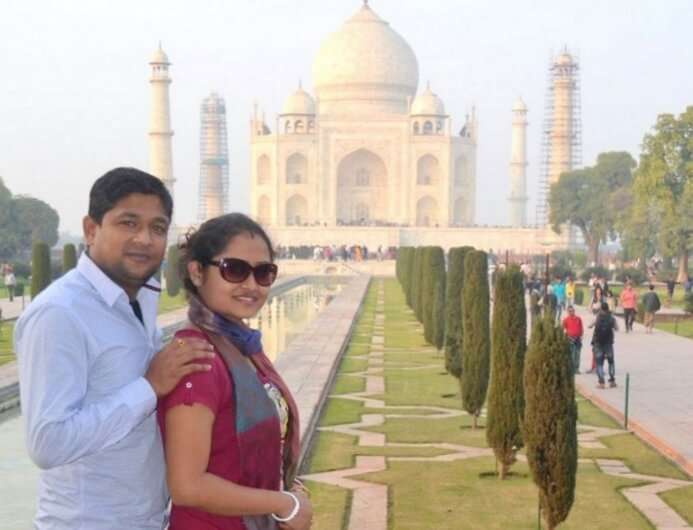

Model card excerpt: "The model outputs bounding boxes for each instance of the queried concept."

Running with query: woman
[158,213,312,530]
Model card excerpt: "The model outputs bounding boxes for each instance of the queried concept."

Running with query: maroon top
[157,329,245,530]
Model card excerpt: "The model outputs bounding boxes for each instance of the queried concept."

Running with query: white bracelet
[271,491,300,523]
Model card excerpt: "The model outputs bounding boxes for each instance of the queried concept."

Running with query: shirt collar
[77,253,130,307]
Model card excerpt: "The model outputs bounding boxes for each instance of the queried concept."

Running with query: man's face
[568,308,575,317]
[83,193,169,294]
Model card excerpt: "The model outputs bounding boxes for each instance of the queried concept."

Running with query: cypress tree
[165,245,181,297]
[461,250,490,428]
[524,316,578,530]
[433,279,446,350]
[414,247,426,322]
[486,267,527,479]
[445,246,474,377]
[405,248,416,308]
[62,243,77,274]
[423,246,445,345]
[31,241,51,298]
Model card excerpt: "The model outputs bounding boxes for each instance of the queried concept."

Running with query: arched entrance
[286,153,307,184]
[257,195,271,225]
[416,196,438,227]
[286,194,308,226]
[453,197,465,225]
[417,154,440,186]
[336,149,387,225]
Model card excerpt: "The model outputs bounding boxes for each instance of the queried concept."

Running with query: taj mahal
[149,1,577,253]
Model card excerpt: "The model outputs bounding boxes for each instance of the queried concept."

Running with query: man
[552,276,566,322]
[4,265,16,302]
[15,167,214,529]
[619,281,638,332]
[562,305,583,374]
[565,276,576,307]
[589,302,619,389]
[642,284,661,334]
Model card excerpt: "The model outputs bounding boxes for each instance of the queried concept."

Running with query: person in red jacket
[619,281,638,332]
[562,305,584,374]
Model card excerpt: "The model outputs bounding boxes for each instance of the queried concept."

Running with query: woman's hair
[178,213,274,296]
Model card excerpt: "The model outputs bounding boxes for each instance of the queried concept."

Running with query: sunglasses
[207,258,278,287]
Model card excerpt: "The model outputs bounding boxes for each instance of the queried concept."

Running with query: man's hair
[567,305,574,311]
[649,284,655,290]
[88,167,173,223]
[601,301,610,312]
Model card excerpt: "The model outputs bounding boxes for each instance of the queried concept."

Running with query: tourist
[552,276,566,321]
[565,276,576,307]
[15,167,215,529]
[562,305,583,374]
[159,213,312,530]
[665,278,676,306]
[619,281,638,332]
[4,265,16,302]
[642,284,662,334]
[590,285,604,315]
[589,302,619,389]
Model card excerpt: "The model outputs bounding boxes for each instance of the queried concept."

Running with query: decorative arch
[257,155,270,185]
[436,120,443,134]
[416,196,438,227]
[295,120,304,133]
[423,121,433,135]
[336,149,387,225]
[284,121,292,134]
[417,154,440,186]
[286,194,308,226]
[413,122,420,135]
[453,197,466,225]
[286,153,307,184]
[257,195,271,225]
[308,120,315,133]
[454,155,467,186]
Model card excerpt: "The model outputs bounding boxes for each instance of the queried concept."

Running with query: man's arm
[17,305,157,469]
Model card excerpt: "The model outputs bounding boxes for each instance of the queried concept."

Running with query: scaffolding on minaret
[198,92,229,222]
[535,48,582,227]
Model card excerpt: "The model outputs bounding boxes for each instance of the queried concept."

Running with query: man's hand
[145,337,215,397]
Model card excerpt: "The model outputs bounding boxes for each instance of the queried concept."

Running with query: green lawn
[157,291,187,314]
[654,318,693,339]
[303,278,693,530]
[0,321,15,366]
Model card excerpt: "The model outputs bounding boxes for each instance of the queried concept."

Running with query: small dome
[555,51,574,66]
[512,97,527,112]
[281,84,316,115]
[150,43,170,64]
[410,83,445,116]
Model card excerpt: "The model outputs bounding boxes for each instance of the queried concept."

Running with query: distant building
[198,92,229,222]
[148,43,175,204]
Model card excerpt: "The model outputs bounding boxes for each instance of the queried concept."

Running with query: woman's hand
[278,490,312,530]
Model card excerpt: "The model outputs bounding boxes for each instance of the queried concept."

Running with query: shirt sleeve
[159,332,225,416]
[17,304,157,470]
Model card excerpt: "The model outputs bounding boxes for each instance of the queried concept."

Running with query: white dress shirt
[15,253,168,530]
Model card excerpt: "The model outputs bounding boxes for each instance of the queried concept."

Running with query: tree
[445,246,474,377]
[165,245,181,297]
[62,243,77,274]
[423,246,445,346]
[433,278,446,351]
[486,267,526,479]
[461,250,490,428]
[524,316,578,530]
[413,247,426,322]
[629,107,693,283]
[549,151,636,265]
[31,241,51,298]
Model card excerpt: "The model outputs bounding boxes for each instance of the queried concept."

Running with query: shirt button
[185,382,193,389]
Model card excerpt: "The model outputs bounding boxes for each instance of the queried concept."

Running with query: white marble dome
[311,3,419,114]
[512,97,527,112]
[281,84,316,115]
[410,84,445,116]
[150,44,169,64]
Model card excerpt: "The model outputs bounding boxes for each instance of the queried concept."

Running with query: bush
[550,264,574,281]
[165,245,181,297]
[433,279,446,351]
[445,246,474,378]
[62,243,77,274]
[413,247,426,323]
[573,288,585,306]
[615,267,646,286]
[486,267,526,478]
[423,247,445,346]
[461,250,490,428]
[10,261,30,279]
[14,283,25,297]
[684,292,693,314]
[524,316,577,530]
[580,266,609,282]
[30,241,51,298]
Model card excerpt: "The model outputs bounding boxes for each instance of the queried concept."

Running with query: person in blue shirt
[15,167,214,530]
[551,276,567,322]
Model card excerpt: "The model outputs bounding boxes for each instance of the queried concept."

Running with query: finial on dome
[298,79,303,89]
[158,40,163,50]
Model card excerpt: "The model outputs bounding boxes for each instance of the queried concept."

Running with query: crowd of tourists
[275,243,395,262]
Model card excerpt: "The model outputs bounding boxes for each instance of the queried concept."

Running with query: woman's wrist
[271,491,300,522]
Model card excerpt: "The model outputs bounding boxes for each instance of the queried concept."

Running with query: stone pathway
[301,280,693,530]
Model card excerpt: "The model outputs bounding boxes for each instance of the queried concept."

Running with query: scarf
[188,295,301,530]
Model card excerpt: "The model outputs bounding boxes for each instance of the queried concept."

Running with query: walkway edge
[576,381,693,478]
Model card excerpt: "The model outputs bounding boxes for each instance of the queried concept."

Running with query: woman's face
[190,231,273,322]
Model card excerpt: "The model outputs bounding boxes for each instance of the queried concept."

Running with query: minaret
[148,43,175,203]
[198,92,229,222]
[508,98,528,226]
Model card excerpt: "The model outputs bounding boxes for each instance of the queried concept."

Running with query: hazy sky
[1,0,692,236]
